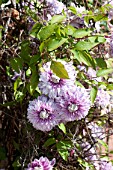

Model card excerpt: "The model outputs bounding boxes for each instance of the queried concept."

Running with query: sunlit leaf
[73,29,91,38]
[38,24,57,41]
[95,58,107,68]
[96,68,113,77]
[75,41,99,50]
[58,123,66,134]
[50,60,69,79]
[90,86,97,104]
[50,15,66,24]
[56,141,72,161]
[47,37,67,51]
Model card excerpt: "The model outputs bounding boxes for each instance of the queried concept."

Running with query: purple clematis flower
[27,157,56,170]
[38,61,76,99]
[27,95,60,132]
[56,86,91,122]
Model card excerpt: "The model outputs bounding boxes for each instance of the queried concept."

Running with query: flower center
[68,104,78,112]
[51,74,60,83]
[34,167,43,170]
[40,110,49,119]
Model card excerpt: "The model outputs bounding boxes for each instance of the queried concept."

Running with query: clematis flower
[56,86,91,122]
[38,61,76,99]
[95,89,110,108]
[27,95,60,132]
[27,157,56,170]
[95,160,113,170]
[81,142,97,162]
[46,0,66,15]
[87,122,105,140]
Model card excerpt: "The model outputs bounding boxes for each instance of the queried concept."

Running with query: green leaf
[68,6,77,14]
[30,22,42,38]
[88,36,97,43]
[14,91,24,101]
[90,86,97,104]
[80,51,95,68]
[56,141,72,161]
[73,29,91,38]
[93,13,107,22]
[12,157,21,168]
[10,57,23,73]
[58,123,66,134]
[26,68,31,76]
[50,60,69,79]
[97,36,106,43]
[107,84,113,90]
[71,50,95,68]
[65,25,76,36]
[30,54,40,65]
[47,37,67,51]
[0,101,16,107]
[10,58,20,73]
[38,24,57,41]
[75,41,99,50]
[50,15,66,24]
[14,78,23,92]
[88,36,106,43]
[20,40,31,63]
[39,41,46,53]
[96,68,113,77]
[43,138,56,147]
[27,66,39,95]
[95,58,107,68]
[97,139,108,149]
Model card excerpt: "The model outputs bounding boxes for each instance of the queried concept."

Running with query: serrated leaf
[43,138,56,147]
[75,41,99,50]
[58,123,66,134]
[90,86,97,104]
[50,15,66,24]
[38,24,57,41]
[73,29,91,38]
[47,38,67,51]
[96,68,113,77]
[50,61,69,79]
[95,58,107,68]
